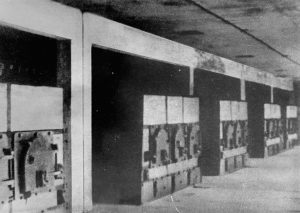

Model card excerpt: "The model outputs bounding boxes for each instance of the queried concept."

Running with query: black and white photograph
[0,0,300,212]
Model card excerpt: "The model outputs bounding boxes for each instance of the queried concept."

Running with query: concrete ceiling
[58,0,300,79]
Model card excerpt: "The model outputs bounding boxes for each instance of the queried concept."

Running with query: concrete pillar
[294,81,300,143]
[271,87,274,103]
[190,67,194,96]
[241,79,245,101]
[293,81,300,141]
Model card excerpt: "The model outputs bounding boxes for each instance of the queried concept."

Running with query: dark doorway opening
[194,69,240,175]
[0,25,71,208]
[91,47,189,204]
[246,82,271,158]
[0,26,59,86]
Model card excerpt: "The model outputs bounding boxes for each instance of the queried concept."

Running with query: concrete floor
[92,146,300,213]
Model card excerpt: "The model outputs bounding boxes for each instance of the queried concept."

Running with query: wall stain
[196,50,225,74]
[273,1,299,14]
[244,7,265,16]
[161,0,189,7]
[176,30,205,36]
